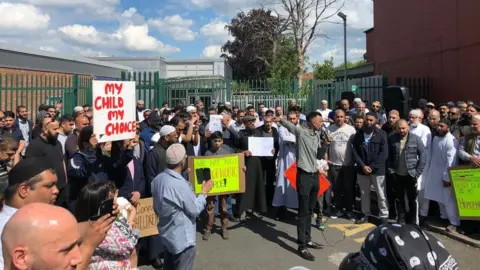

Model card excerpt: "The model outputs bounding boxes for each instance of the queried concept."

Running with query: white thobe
[410,123,432,220]
[317,109,332,127]
[272,125,298,208]
[424,133,460,226]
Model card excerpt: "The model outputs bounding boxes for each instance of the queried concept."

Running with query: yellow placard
[133,198,159,238]
[188,154,246,196]
[449,167,480,220]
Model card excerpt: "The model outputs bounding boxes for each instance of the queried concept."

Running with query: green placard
[351,85,358,92]
[449,168,480,220]
[187,154,246,196]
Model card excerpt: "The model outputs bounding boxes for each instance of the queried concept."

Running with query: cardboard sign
[188,153,246,196]
[133,198,159,238]
[93,81,136,143]
[284,161,330,198]
[448,167,480,220]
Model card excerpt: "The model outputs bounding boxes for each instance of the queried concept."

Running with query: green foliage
[335,59,367,71]
[312,57,335,80]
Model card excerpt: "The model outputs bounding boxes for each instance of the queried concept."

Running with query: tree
[221,9,288,80]
[270,36,298,81]
[312,57,335,80]
[278,0,344,86]
[335,59,367,71]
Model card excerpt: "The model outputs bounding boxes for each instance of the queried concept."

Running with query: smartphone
[196,168,205,185]
[203,168,211,181]
[98,198,114,216]
[57,99,63,104]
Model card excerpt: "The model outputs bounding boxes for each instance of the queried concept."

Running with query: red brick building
[366,0,480,102]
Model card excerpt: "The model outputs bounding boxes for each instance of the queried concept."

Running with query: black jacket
[351,127,388,175]
[387,132,426,178]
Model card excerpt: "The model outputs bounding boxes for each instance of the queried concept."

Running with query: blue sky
[0,0,373,66]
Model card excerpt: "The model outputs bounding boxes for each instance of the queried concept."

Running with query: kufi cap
[243,115,256,122]
[73,106,83,113]
[8,158,55,187]
[225,102,231,106]
[353,98,362,103]
[166,144,186,165]
[426,102,435,107]
[159,125,176,137]
[186,106,196,113]
[137,100,145,104]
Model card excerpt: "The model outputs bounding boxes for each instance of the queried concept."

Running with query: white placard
[93,81,136,143]
[208,115,223,132]
[248,137,274,157]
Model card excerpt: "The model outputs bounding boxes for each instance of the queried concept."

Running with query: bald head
[2,203,82,269]
[428,109,441,128]
[75,115,90,131]
[429,109,440,118]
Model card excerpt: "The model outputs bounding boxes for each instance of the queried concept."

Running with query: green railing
[0,73,91,122]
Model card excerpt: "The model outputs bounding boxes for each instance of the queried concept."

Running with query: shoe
[307,241,323,249]
[150,257,164,269]
[316,219,325,231]
[346,212,356,221]
[381,218,389,225]
[297,248,315,261]
[355,216,368,224]
[335,209,344,218]
[202,230,211,241]
[221,229,229,240]
[228,215,240,222]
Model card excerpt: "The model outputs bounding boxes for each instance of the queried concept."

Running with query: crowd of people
[0,95,475,269]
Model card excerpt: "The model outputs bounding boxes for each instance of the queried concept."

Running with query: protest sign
[208,115,223,132]
[449,167,480,220]
[134,198,159,238]
[188,153,245,196]
[284,161,330,198]
[93,81,136,143]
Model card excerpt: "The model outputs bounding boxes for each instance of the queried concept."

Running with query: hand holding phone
[89,198,114,221]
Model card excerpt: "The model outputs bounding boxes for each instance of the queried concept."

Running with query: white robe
[424,133,459,203]
[272,125,298,208]
[409,123,432,190]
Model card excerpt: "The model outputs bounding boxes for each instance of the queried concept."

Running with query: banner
[133,198,159,238]
[448,167,480,220]
[284,161,330,198]
[93,81,136,143]
[188,153,246,196]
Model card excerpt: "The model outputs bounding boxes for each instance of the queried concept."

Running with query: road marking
[328,223,375,237]
[328,252,349,266]
[353,237,366,243]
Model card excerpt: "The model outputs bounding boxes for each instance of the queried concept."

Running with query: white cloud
[148,15,196,41]
[200,19,232,43]
[23,0,120,17]
[190,0,259,16]
[39,46,57,52]
[201,45,222,58]
[115,24,180,53]
[349,48,366,55]
[0,3,50,30]
[58,24,104,45]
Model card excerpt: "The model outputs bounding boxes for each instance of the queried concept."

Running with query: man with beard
[408,109,432,224]
[423,119,461,233]
[14,106,33,157]
[381,110,400,136]
[0,157,59,267]
[24,118,68,208]
[351,112,388,225]
[146,125,179,183]
[458,104,480,138]
[152,144,213,270]
[438,103,450,120]
[448,107,462,140]
[458,114,480,167]
[387,120,426,224]
[136,100,146,122]
[427,110,441,138]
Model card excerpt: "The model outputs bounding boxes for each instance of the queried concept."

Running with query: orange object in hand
[284,161,330,198]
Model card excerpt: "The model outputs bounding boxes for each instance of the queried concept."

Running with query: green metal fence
[0,73,91,122]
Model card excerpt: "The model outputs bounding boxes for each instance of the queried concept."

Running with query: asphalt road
[139,210,479,270]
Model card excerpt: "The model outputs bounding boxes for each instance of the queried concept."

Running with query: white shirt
[0,205,18,269]
[116,197,132,220]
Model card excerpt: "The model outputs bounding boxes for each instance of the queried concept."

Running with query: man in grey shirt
[278,111,324,261]
[152,144,213,270]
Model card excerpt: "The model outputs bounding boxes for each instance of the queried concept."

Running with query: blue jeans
[164,246,195,270]
[215,194,233,216]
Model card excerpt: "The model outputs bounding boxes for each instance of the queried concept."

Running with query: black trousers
[392,174,418,223]
[330,165,354,212]
[262,158,276,207]
[297,169,319,249]
[386,174,397,218]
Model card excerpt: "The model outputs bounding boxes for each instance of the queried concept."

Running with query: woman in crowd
[74,181,139,269]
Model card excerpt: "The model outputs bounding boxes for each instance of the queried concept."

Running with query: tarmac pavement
[139,210,479,270]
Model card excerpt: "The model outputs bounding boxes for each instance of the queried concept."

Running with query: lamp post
[338,12,347,91]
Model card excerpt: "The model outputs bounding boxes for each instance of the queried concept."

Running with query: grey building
[0,43,132,78]
[90,57,233,108]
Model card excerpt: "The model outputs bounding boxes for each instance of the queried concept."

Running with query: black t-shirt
[25,136,67,188]
[0,127,24,143]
